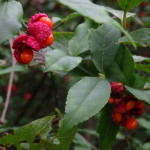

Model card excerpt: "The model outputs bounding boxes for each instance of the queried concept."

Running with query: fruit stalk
[123,11,127,29]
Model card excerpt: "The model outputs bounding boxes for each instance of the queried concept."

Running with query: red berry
[125,117,137,130]
[125,101,135,111]
[111,82,125,98]
[20,48,33,64]
[136,100,144,108]
[24,93,31,101]
[43,34,53,46]
[139,12,147,17]
[126,22,130,28]
[114,112,122,122]
[108,97,114,104]
[39,17,53,29]
[4,84,16,92]
[141,2,147,7]
[65,76,71,83]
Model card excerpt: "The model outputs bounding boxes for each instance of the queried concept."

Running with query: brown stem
[0,38,16,125]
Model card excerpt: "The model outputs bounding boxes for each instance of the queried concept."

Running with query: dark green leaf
[69,59,98,77]
[106,45,135,86]
[125,86,150,104]
[132,74,146,89]
[106,7,135,21]
[118,0,144,11]
[136,64,150,74]
[105,61,127,84]
[57,0,111,24]
[97,104,119,150]
[68,22,90,56]
[89,24,120,73]
[0,1,23,43]
[33,126,77,150]
[45,49,82,72]
[52,32,73,52]
[118,28,150,47]
[0,116,55,146]
[115,45,135,85]
[60,77,111,133]
[0,65,26,75]
[52,126,77,150]
[57,0,136,48]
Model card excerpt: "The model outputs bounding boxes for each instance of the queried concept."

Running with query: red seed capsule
[39,17,53,29]
[126,101,135,111]
[125,117,137,130]
[20,48,33,64]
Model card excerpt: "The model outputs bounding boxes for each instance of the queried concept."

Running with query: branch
[0,38,16,125]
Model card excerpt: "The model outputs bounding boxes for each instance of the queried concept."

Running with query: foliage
[0,0,150,150]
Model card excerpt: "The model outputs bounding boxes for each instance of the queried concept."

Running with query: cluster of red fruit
[13,13,53,64]
[108,82,144,130]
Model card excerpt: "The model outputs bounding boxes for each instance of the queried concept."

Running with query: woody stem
[0,38,16,124]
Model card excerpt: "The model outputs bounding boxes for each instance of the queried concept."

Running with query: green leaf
[143,143,150,149]
[137,146,145,150]
[62,12,80,23]
[0,116,55,146]
[32,126,77,150]
[74,146,91,150]
[137,118,150,130]
[74,133,94,150]
[68,22,90,56]
[78,129,99,137]
[106,7,135,21]
[45,49,82,72]
[118,0,144,11]
[118,28,150,47]
[0,127,18,133]
[97,104,119,150]
[52,32,73,52]
[105,62,127,84]
[136,64,150,74]
[60,77,111,133]
[133,55,150,63]
[115,45,135,85]
[89,24,121,73]
[53,13,80,24]
[0,1,23,43]
[51,126,77,150]
[0,65,26,75]
[125,86,150,104]
[106,45,135,86]
[132,74,146,89]
[57,0,136,48]
[69,59,98,77]
[57,0,111,24]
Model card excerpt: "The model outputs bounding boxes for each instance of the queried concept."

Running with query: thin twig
[124,128,131,150]
[0,38,16,125]
[53,22,64,30]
